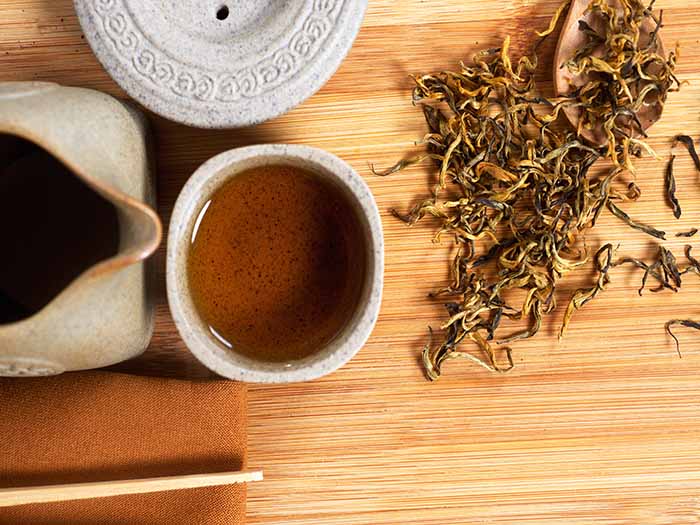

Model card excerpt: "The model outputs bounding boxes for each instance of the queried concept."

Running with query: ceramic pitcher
[0,82,161,377]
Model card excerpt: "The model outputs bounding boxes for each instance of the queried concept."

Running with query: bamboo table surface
[2,1,700,523]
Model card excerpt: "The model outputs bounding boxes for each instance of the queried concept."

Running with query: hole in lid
[216,5,230,20]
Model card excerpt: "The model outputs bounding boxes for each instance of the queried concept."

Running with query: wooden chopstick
[0,470,263,508]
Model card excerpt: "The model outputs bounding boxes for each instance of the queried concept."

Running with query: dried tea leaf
[664,155,681,219]
[563,0,680,160]
[537,0,572,37]
[673,135,700,172]
[683,245,700,276]
[560,244,614,338]
[607,201,666,240]
[371,156,430,176]
[676,228,698,238]
[616,246,682,295]
[665,320,700,358]
[379,0,680,378]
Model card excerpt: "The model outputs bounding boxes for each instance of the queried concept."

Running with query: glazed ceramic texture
[167,144,383,383]
[74,0,368,128]
[0,82,162,377]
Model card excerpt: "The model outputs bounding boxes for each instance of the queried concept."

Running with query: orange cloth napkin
[0,371,247,525]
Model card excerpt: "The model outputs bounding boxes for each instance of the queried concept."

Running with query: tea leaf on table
[371,156,432,177]
[607,201,666,240]
[683,246,700,276]
[666,320,700,358]
[615,246,683,295]
[377,0,681,378]
[676,228,698,238]
[665,155,682,219]
[673,135,700,172]
[560,244,614,338]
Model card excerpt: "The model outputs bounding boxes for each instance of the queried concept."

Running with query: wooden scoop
[553,0,666,145]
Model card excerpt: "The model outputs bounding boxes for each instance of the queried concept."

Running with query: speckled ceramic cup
[167,144,383,383]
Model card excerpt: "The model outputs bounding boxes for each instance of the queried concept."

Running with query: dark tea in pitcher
[0,134,120,324]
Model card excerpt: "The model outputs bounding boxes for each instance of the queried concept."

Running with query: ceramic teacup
[167,144,383,383]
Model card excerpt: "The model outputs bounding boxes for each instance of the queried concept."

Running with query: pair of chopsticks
[0,470,263,508]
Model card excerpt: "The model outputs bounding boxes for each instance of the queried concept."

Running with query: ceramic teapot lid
[74,0,367,128]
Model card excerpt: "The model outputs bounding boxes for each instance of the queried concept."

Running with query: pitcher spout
[89,193,162,279]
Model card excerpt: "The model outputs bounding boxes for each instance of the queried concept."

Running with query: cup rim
[166,144,384,383]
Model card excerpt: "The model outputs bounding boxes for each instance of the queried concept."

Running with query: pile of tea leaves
[375,0,695,379]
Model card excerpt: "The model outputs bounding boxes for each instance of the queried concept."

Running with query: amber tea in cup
[187,164,367,363]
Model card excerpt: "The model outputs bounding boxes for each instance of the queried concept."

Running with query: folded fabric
[0,371,247,525]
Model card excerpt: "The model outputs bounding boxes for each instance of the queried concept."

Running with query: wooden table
[2,1,700,523]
